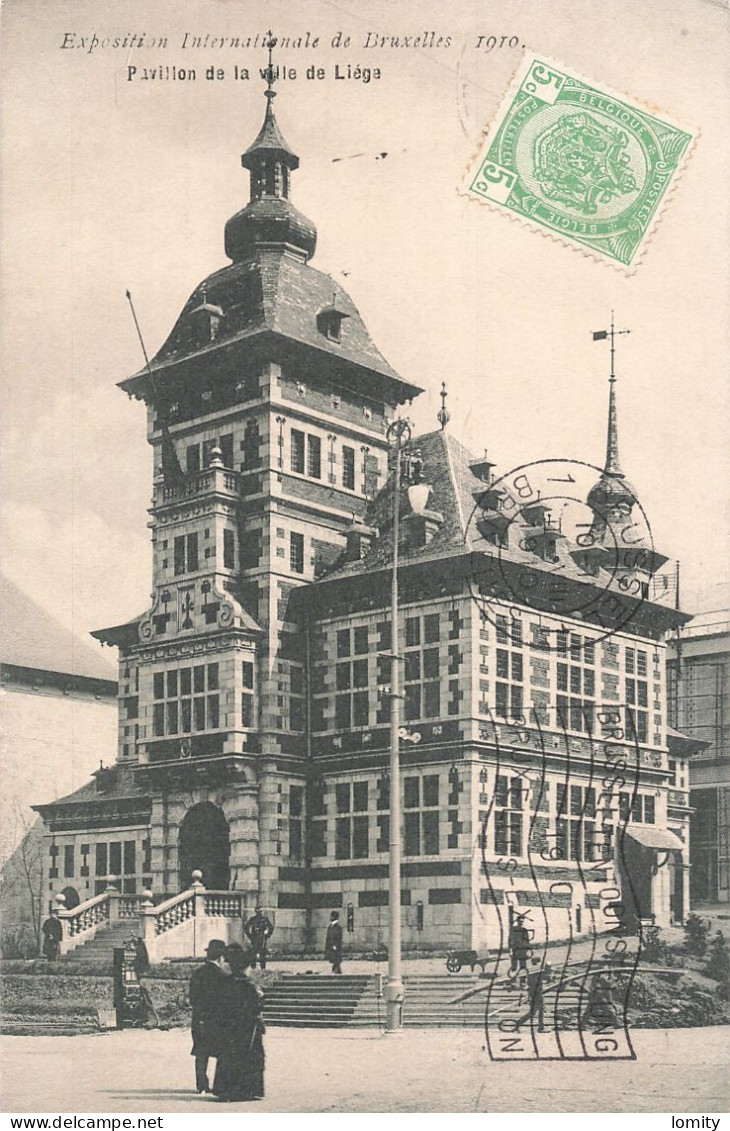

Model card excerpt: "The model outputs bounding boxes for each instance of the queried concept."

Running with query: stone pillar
[224,786,260,901]
[149,796,168,895]
[651,853,672,928]
[256,762,283,916]
[140,889,157,961]
[106,878,121,922]
[164,800,187,891]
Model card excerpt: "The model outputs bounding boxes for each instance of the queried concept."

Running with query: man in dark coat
[324,911,343,974]
[189,938,231,1094]
[517,957,552,1032]
[244,907,274,970]
[41,910,62,960]
[508,914,532,988]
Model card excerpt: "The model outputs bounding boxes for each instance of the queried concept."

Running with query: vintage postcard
[1,0,728,1119]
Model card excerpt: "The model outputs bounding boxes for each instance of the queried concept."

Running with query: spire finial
[265,30,277,104]
[437,382,450,431]
[592,313,630,475]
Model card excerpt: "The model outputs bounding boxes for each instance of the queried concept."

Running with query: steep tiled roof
[317,430,677,620]
[32,765,145,813]
[120,250,421,402]
[241,99,299,168]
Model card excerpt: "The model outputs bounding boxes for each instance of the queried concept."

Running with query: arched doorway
[60,886,80,910]
[178,802,230,891]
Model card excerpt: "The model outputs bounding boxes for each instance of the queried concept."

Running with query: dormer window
[317,298,349,343]
[190,292,225,346]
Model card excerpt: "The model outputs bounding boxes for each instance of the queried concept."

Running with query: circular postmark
[464,457,658,653]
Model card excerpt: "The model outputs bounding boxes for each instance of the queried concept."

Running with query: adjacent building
[668,609,730,905]
[34,81,693,955]
[1,575,117,946]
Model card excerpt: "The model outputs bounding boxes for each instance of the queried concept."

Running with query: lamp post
[384,418,430,1033]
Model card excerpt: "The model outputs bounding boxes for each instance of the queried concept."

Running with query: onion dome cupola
[224,76,317,264]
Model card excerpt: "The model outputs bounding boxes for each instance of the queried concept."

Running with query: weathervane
[265,29,277,99]
[592,310,631,385]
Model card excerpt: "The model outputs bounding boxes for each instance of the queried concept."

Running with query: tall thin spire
[592,312,630,476]
[605,370,621,474]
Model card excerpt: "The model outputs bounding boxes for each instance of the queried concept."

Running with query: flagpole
[125,289,183,483]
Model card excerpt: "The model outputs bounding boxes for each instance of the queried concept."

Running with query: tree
[684,913,709,958]
[0,806,44,954]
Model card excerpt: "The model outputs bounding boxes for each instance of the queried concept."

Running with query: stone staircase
[64,919,142,964]
[262,973,585,1029]
[263,975,374,1028]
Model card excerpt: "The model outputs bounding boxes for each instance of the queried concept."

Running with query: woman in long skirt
[213,945,265,1102]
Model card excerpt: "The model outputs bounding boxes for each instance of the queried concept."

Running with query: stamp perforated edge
[459,50,700,275]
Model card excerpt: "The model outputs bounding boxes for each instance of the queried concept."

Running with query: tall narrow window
[342,446,356,490]
[186,444,201,474]
[290,532,305,574]
[291,429,305,474]
[219,433,234,469]
[242,661,255,727]
[223,528,235,569]
[186,533,199,572]
[174,536,186,575]
[307,434,322,479]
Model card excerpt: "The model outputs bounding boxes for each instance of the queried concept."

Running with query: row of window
[171,530,236,576]
[297,775,461,860]
[484,775,656,861]
[289,429,358,491]
[49,840,148,880]
[151,662,256,736]
[499,616,653,678]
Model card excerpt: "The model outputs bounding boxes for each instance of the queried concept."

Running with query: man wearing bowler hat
[189,938,231,1094]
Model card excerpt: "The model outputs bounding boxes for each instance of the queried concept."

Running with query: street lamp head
[407,482,430,515]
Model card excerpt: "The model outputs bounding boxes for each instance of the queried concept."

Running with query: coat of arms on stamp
[463,55,696,269]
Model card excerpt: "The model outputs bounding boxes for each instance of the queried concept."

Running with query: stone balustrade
[157,466,241,506]
[55,871,249,959]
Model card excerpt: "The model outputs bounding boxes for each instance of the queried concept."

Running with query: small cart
[445,949,493,974]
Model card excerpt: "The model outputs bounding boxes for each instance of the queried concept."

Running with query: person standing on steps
[324,910,343,974]
[41,909,62,960]
[244,907,274,970]
[508,913,532,988]
[189,939,231,1094]
[517,956,552,1032]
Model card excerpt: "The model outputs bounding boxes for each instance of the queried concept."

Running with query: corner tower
[95,74,422,934]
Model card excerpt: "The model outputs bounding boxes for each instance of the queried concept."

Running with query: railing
[153,891,195,935]
[668,789,690,807]
[204,893,245,917]
[55,876,251,959]
[119,896,144,919]
[157,467,240,506]
[59,892,109,939]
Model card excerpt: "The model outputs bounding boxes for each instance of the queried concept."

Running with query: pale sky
[1,0,728,655]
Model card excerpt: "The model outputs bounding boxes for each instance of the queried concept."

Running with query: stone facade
[34,89,694,955]
[668,609,730,905]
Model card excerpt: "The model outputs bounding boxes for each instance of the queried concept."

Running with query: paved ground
[271,932,640,976]
[1,1026,727,1113]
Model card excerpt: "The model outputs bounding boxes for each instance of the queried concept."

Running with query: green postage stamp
[464,54,696,269]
